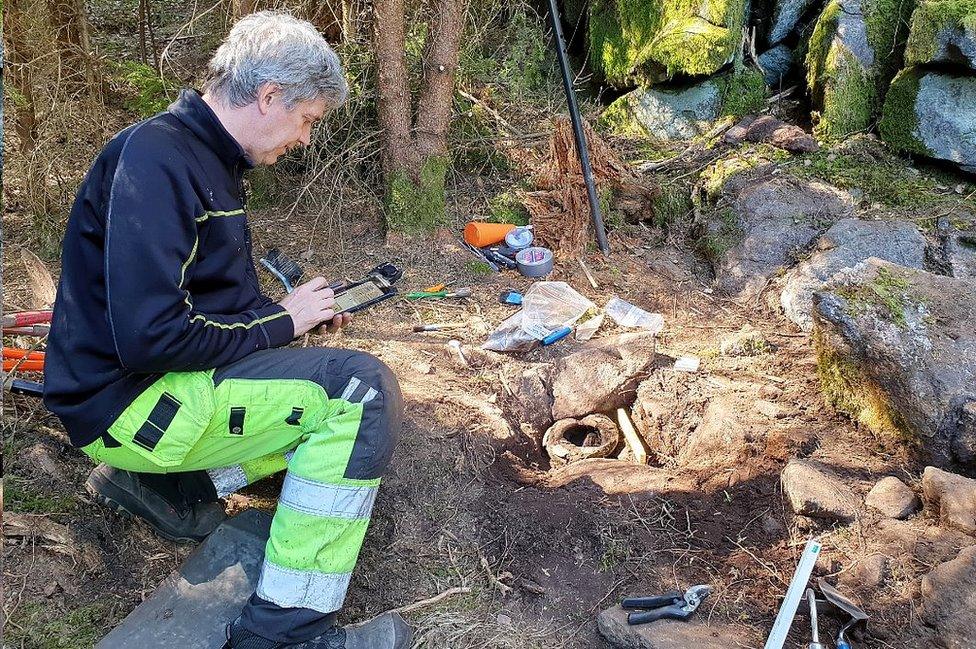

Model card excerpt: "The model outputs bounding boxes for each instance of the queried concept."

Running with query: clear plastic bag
[483,282,595,352]
[605,297,664,333]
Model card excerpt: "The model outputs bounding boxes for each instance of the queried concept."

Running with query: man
[43,12,411,649]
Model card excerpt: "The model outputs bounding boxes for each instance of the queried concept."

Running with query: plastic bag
[483,282,595,352]
[605,297,664,333]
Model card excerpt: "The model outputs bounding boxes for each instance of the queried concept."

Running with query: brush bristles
[262,248,304,285]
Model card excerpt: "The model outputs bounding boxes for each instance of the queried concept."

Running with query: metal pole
[545,0,610,256]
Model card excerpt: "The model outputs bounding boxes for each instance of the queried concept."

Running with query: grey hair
[205,11,348,110]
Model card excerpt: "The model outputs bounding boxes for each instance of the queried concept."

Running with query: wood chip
[21,249,57,308]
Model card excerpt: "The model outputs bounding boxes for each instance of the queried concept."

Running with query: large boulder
[812,259,976,466]
[602,79,723,140]
[769,0,824,44]
[920,545,976,649]
[806,0,915,139]
[550,332,658,420]
[779,218,927,331]
[701,165,855,297]
[880,68,976,172]
[905,0,976,70]
[758,44,796,87]
[588,0,749,86]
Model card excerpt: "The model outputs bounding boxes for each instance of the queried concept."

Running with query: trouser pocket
[106,371,216,468]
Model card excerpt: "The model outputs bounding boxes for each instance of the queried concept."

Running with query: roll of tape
[515,246,554,278]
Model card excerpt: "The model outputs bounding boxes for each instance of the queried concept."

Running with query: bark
[373,0,415,175]
[373,0,469,229]
[414,0,468,160]
[5,0,40,152]
[47,0,92,64]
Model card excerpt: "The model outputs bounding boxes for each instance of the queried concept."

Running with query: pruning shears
[622,585,713,625]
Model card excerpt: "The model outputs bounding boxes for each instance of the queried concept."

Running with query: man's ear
[256,82,281,116]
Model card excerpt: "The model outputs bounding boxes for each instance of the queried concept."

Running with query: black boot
[85,464,226,542]
[223,613,413,649]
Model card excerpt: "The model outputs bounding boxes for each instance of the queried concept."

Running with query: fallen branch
[389,586,472,615]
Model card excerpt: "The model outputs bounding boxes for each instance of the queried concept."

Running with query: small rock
[597,606,753,648]
[744,115,819,153]
[604,80,722,141]
[720,324,770,357]
[922,467,976,535]
[496,613,513,627]
[755,400,785,419]
[865,476,920,519]
[840,554,888,591]
[921,545,976,649]
[781,459,859,522]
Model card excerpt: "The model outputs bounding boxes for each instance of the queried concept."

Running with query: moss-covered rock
[905,0,976,69]
[880,67,976,170]
[601,78,723,139]
[806,0,916,140]
[588,0,749,86]
[812,258,976,466]
[385,156,449,232]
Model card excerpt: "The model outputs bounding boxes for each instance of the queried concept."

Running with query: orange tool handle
[3,348,46,360]
[3,359,45,372]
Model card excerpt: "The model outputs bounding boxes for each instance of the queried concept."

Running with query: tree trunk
[373,0,469,231]
[47,0,92,62]
[5,0,40,153]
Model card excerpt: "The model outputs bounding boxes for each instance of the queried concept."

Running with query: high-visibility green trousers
[81,348,402,633]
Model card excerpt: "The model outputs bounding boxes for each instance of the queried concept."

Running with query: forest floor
[4,166,963,648]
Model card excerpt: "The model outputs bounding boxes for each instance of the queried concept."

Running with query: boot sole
[85,476,202,544]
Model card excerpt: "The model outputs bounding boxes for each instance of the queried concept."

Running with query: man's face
[251,91,328,166]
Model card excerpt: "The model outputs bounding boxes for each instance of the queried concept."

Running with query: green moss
[588,0,746,85]
[599,94,647,137]
[838,266,913,326]
[385,156,449,232]
[649,17,739,77]
[806,0,915,140]
[487,191,529,226]
[906,0,976,64]
[720,68,767,117]
[652,183,694,227]
[698,144,788,201]
[465,260,495,276]
[110,60,178,117]
[879,67,929,155]
[813,326,911,441]
[6,601,114,648]
[699,207,743,259]
[794,134,948,208]
[815,48,875,140]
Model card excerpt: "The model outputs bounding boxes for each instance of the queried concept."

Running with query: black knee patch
[340,353,403,481]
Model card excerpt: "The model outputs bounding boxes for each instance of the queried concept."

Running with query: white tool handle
[764,539,822,649]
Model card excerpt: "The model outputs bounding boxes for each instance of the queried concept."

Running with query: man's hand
[278,277,352,337]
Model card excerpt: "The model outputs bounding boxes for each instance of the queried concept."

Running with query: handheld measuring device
[331,262,403,314]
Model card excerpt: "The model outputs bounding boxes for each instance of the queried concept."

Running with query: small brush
[260,248,304,293]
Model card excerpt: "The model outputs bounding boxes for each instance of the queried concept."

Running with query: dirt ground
[2,186,955,647]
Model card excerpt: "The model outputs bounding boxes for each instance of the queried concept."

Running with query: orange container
[463,222,516,247]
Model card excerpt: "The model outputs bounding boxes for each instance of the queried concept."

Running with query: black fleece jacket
[44,90,295,448]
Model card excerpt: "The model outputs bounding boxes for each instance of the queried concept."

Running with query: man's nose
[299,126,312,146]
